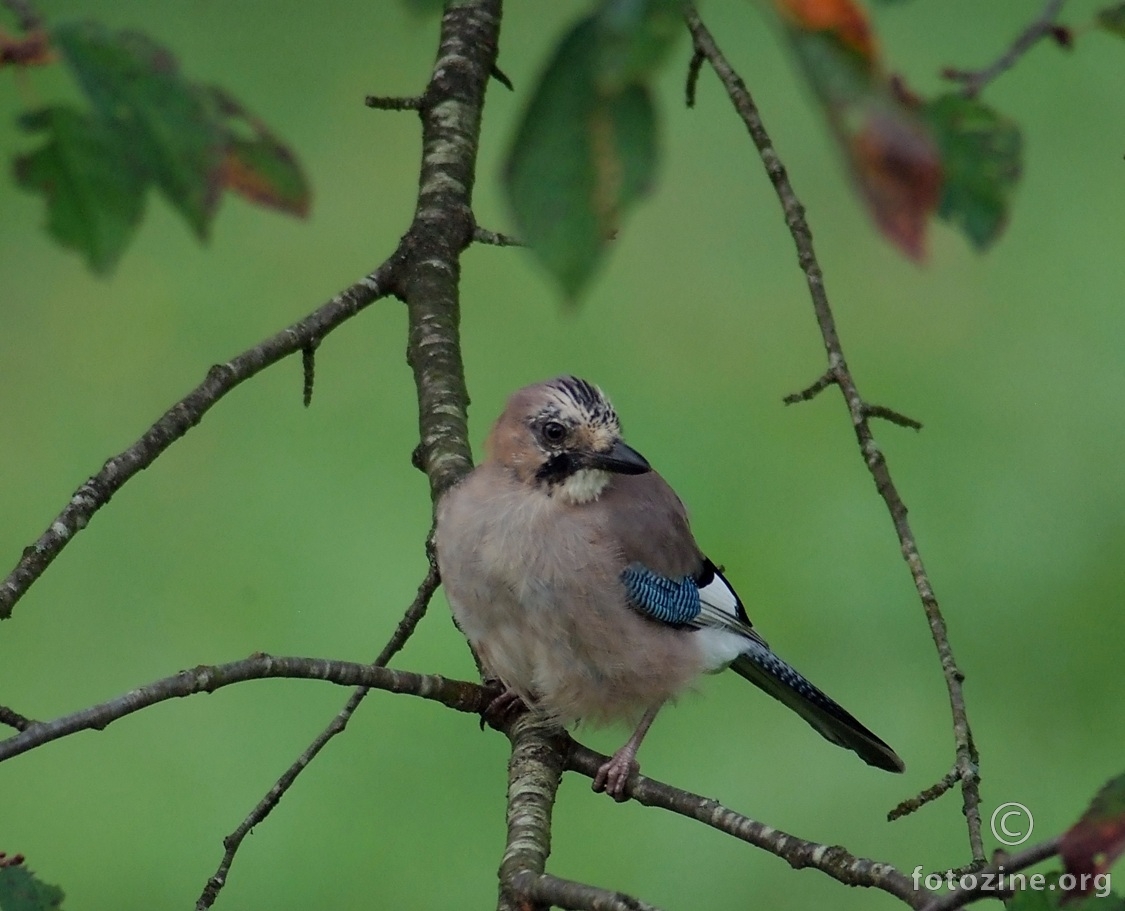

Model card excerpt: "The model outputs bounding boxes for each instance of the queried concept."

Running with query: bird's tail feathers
[730,642,905,774]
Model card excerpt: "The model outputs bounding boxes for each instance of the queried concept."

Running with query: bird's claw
[480,684,528,730]
[592,752,639,802]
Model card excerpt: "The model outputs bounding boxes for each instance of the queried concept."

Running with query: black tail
[730,641,905,773]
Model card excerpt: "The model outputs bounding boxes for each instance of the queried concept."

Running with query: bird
[434,376,904,799]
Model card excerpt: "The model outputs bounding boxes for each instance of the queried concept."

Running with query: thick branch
[498,714,567,911]
[684,7,983,864]
[0,254,404,621]
[401,0,502,502]
[0,655,486,765]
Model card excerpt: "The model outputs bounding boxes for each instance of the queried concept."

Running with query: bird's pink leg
[592,702,664,801]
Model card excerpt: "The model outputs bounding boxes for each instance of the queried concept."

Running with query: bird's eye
[542,421,567,444]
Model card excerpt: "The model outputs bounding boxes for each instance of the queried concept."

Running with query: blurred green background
[1,2,1122,909]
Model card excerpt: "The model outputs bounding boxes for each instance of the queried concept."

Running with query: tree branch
[564,739,928,908]
[400,0,501,503]
[0,655,487,765]
[0,705,35,732]
[684,7,984,865]
[942,0,1068,99]
[498,713,567,911]
[473,225,524,247]
[507,871,664,911]
[194,561,439,911]
[922,837,1061,911]
[0,252,405,621]
[196,0,508,896]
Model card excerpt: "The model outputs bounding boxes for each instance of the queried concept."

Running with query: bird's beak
[586,440,651,475]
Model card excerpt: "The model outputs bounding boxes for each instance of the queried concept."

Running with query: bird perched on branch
[435,376,904,799]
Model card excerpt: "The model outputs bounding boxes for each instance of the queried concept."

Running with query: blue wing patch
[621,563,701,627]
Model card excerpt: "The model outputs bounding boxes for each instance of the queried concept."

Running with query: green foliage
[52,22,224,238]
[1096,3,1125,37]
[13,107,146,274]
[504,1,680,298]
[0,865,65,911]
[924,94,1022,251]
[12,20,310,275]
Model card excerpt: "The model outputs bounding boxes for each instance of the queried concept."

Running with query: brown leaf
[1060,773,1125,897]
[0,29,54,68]
[847,108,942,260]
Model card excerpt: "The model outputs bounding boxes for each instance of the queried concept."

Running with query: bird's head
[486,376,651,504]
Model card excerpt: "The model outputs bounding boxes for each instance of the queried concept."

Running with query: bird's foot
[479,682,528,730]
[592,747,640,802]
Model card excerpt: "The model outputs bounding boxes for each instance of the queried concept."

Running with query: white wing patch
[698,570,740,619]
[695,561,770,650]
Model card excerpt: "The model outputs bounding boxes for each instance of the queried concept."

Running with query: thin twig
[685,48,704,108]
[364,94,424,111]
[684,7,985,865]
[0,705,35,732]
[195,562,439,911]
[0,253,405,621]
[564,739,929,909]
[942,0,1067,98]
[301,341,318,408]
[888,768,957,822]
[490,63,513,91]
[473,225,524,247]
[865,403,924,431]
[0,655,487,765]
[783,369,837,404]
[921,837,1061,911]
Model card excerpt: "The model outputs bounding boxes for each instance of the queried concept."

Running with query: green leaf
[1096,3,1125,37]
[52,20,224,239]
[924,93,1022,251]
[0,865,65,911]
[14,105,147,274]
[505,15,661,297]
[594,0,684,92]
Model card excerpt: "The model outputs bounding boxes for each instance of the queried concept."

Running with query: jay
[435,376,904,799]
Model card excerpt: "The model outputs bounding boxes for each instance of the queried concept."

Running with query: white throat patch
[558,468,611,504]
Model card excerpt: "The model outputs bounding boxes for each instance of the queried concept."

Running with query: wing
[621,557,768,649]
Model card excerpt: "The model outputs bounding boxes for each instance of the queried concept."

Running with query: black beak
[586,440,651,475]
